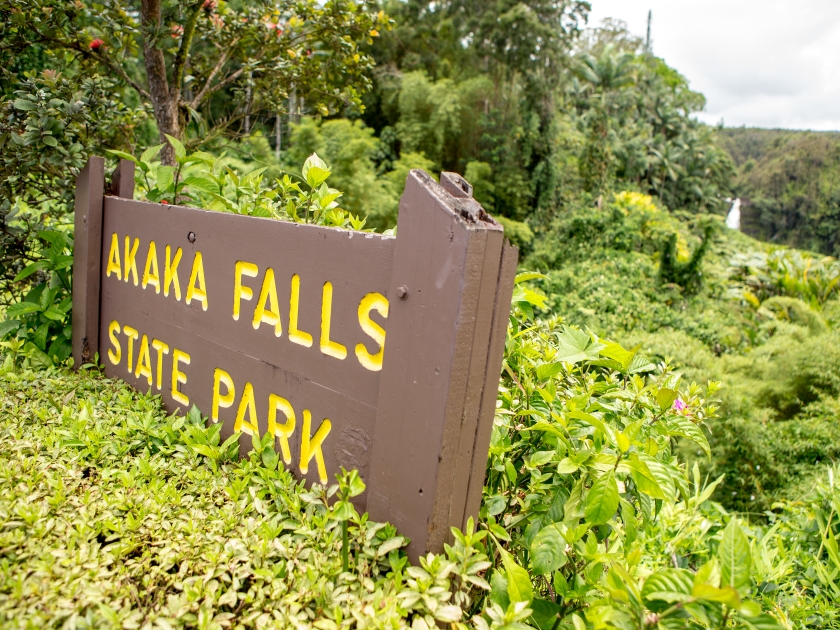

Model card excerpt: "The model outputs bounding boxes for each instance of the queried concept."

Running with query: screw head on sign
[397,285,408,300]
[188,232,196,243]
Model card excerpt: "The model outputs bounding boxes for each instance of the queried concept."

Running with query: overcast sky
[587,0,840,131]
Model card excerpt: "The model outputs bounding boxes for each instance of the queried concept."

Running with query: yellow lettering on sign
[234,382,260,436]
[107,320,121,365]
[252,268,282,336]
[185,251,208,311]
[171,348,190,406]
[289,274,313,348]
[124,236,140,286]
[122,325,139,372]
[134,334,153,386]
[142,241,160,294]
[355,292,388,371]
[152,339,169,390]
[320,282,347,360]
[164,245,183,300]
[267,394,295,464]
[299,410,331,483]
[106,232,121,280]
[233,261,259,321]
[212,368,235,422]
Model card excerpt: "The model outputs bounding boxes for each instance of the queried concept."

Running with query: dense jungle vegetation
[1,0,840,628]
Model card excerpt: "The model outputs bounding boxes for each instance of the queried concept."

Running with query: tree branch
[188,39,239,109]
[172,2,203,96]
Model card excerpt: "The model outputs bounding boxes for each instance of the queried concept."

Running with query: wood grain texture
[72,157,105,368]
[366,170,511,559]
[99,198,395,496]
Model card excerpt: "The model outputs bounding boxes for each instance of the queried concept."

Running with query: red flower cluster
[202,0,217,10]
[89,38,104,51]
[265,22,285,37]
[171,24,184,39]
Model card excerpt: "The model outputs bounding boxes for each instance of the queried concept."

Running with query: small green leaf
[106,149,139,164]
[656,388,679,411]
[13,98,37,111]
[719,518,751,595]
[140,144,165,163]
[332,500,355,521]
[302,153,331,187]
[165,134,187,162]
[585,470,619,525]
[535,362,563,381]
[514,271,547,284]
[642,568,693,603]
[530,523,567,575]
[496,544,533,604]
[13,261,49,282]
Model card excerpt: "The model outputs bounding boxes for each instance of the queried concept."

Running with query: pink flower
[672,398,687,413]
[89,39,104,51]
[202,0,217,11]
[171,25,184,39]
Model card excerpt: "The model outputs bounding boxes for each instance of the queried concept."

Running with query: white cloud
[586,0,840,130]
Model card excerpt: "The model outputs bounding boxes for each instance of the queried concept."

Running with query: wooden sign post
[72,157,517,559]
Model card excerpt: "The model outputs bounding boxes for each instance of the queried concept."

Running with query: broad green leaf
[155,166,175,192]
[665,415,711,457]
[42,135,58,147]
[528,598,564,630]
[584,470,619,525]
[140,144,165,163]
[530,523,567,575]
[13,98,37,111]
[691,583,740,607]
[636,453,675,502]
[656,388,679,411]
[332,500,355,521]
[527,450,555,467]
[535,362,563,381]
[514,271,547,284]
[0,319,21,338]
[505,460,518,484]
[106,149,139,164]
[183,176,220,195]
[599,342,637,371]
[719,518,751,595]
[554,326,598,364]
[641,568,693,603]
[302,153,331,187]
[13,261,49,282]
[165,134,187,162]
[497,545,533,604]
[616,431,630,453]
[629,353,657,374]
[5,302,42,317]
[261,446,278,470]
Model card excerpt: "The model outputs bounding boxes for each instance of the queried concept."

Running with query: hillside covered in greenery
[717,128,840,256]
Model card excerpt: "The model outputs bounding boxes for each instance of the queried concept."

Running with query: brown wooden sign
[72,156,517,559]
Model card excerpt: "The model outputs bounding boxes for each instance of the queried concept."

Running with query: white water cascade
[725,197,741,230]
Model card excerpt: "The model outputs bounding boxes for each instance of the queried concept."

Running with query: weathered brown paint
[71,157,105,367]
[72,158,517,560]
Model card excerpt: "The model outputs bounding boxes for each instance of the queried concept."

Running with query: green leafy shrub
[0,366,489,628]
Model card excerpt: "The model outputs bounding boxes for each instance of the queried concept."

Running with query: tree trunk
[141,0,180,166]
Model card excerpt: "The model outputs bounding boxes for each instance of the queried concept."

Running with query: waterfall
[726,198,741,230]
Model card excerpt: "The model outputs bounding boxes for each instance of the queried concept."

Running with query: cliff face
[716,128,840,256]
